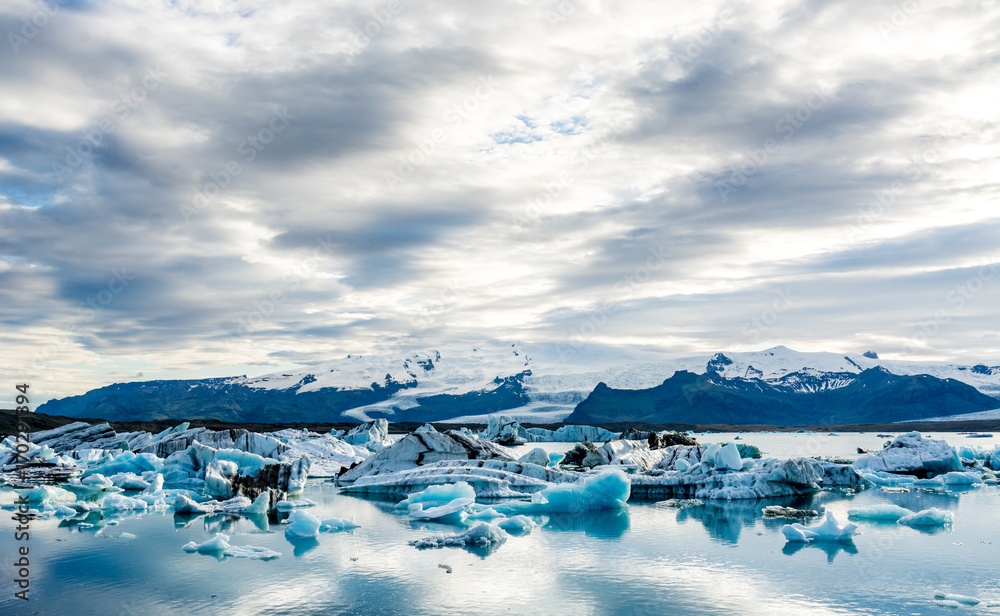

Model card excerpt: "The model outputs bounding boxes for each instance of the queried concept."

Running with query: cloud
[1,0,999,403]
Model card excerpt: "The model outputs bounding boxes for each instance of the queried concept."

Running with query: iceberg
[517,448,550,467]
[320,517,360,532]
[182,533,231,553]
[222,545,282,560]
[932,591,980,606]
[338,431,517,483]
[410,522,508,549]
[275,498,316,510]
[341,419,391,450]
[898,508,954,527]
[847,504,912,521]
[496,515,537,533]
[854,432,962,476]
[284,509,323,537]
[782,512,857,543]
[408,497,474,522]
[498,469,630,514]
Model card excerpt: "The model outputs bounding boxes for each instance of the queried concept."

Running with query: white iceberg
[854,432,962,475]
[410,522,508,549]
[408,497,474,522]
[275,498,316,510]
[182,533,231,553]
[320,517,361,532]
[782,512,857,543]
[222,545,281,560]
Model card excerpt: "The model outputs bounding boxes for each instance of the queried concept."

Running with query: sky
[1,0,999,405]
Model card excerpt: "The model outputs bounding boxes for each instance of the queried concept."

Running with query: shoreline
[2,409,998,438]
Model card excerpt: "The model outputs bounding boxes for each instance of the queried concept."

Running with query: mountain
[566,366,1000,425]
[37,342,1000,424]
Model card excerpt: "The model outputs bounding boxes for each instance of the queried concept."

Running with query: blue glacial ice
[847,504,912,521]
[898,507,954,527]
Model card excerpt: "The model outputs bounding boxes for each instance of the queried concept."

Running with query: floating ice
[100,493,150,512]
[223,545,281,560]
[547,453,565,467]
[15,485,73,505]
[395,481,477,511]
[518,448,550,467]
[320,517,361,532]
[410,522,508,549]
[408,497,474,522]
[847,504,912,521]
[855,470,917,486]
[854,432,962,475]
[782,512,857,543]
[284,509,323,537]
[498,469,630,514]
[933,591,980,606]
[898,508,954,527]
[182,533,231,553]
[466,506,504,520]
[275,499,316,510]
[940,471,983,486]
[497,515,536,533]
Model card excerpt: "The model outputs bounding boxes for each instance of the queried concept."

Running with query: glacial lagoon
[2,433,998,616]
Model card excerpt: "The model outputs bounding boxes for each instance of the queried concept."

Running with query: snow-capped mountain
[37,342,1000,424]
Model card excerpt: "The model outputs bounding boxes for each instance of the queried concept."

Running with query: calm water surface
[2,433,998,616]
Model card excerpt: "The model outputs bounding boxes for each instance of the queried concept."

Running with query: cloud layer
[2,0,999,403]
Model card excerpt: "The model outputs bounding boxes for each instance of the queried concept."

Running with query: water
[2,433,998,615]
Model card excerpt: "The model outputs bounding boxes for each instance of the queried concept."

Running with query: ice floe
[781,512,857,543]
[410,522,509,549]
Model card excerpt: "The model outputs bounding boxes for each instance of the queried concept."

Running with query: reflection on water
[2,473,998,615]
[782,539,858,562]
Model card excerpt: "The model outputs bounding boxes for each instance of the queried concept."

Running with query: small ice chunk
[408,497,474,521]
[674,459,690,472]
[395,482,477,511]
[547,452,565,467]
[410,522,508,549]
[100,493,149,512]
[275,498,316,510]
[182,533,230,553]
[320,517,361,532]
[172,493,213,514]
[284,509,323,537]
[847,504,912,522]
[782,512,856,543]
[933,591,980,606]
[223,545,281,560]
[898,508,954,527]
[496,515,536,533]
[466,506,504,520]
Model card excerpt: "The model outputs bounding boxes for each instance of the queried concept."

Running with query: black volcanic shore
[2,409,998,439]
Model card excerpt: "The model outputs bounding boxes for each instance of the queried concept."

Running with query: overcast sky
[1,0,998,404]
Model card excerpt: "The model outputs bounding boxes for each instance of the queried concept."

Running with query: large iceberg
[338,430,516,482]
[631,457,826,500]
[853,432,962,476]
